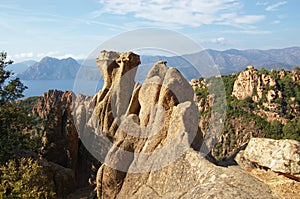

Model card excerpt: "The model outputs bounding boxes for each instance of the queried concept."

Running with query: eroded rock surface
[75,51,274,199]
[236,138,300,174]
[235,138,300,199]
[232,65,277,101]
[33,90,99,189]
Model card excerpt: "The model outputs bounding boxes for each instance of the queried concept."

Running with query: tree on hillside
[0,52,54,197]
[0,52,33,162]
[0,52,27,106]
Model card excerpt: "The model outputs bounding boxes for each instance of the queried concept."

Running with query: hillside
[192,66,300,161]
[17,57,80,80]
[7,60,37,74]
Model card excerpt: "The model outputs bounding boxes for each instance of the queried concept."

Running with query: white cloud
[36,51,87,60]
[223,30,272,34]
[265,1,287,11]
[256,1,269,6]
[233,15,265,24]
[56,53,87,60]
[98,0,265,27]
[10,51,87,62]
[37,51,60,59]
[211,37,226,44]
[13,52,34,59]
[272,20,281,24]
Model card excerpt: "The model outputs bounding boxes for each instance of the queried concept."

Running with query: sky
[1,0,300,62]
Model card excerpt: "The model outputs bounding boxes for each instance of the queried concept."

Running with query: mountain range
[17,57,80,80]
[13,47,300,80]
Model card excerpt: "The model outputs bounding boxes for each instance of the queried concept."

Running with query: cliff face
[32,90,99,189]
[72,51,274,199]
[33,90,77,169]
[232,66,299,120]
[232,65,277,101]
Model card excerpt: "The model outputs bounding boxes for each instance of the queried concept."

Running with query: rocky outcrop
[291,69,300,82]
[32,90,99,189]
[236,138,300,174]
[33,90,77,170]
[74,51,274,198]
[232,65,277,101]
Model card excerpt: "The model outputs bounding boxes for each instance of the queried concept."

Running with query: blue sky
[1,0,299,62]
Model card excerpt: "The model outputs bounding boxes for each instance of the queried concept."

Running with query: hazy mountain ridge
[183,47,300,74]
[15,47,300,80]
[18,57,80,80]
[135,47,300,79]
[7,60,37,74]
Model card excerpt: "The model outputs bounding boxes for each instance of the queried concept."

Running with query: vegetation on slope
[0,52,55,198]
[195,66,300,160]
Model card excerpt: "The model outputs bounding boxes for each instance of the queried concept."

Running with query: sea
[22,79,104,98]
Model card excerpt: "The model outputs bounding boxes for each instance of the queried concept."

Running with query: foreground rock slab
[247,168,300,199]
[116,149,274,199]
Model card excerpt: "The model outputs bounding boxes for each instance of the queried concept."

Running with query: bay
[22,79,103,98]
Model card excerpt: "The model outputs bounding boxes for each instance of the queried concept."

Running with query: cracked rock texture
[236,138,300,174]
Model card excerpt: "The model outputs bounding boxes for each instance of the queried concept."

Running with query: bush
[0,102,41,163]
[0,158,55,198]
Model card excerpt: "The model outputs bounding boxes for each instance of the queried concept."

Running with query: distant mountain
[16,47,300,80]
[18,57,80,80]
[7,60,37,75]
[134,47,300,79]
[183,47,300,75]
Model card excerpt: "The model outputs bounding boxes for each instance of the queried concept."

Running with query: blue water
[22,79,104,98]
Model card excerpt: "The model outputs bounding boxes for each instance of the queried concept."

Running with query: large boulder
[236,138,300,174]
[74,51,275,199]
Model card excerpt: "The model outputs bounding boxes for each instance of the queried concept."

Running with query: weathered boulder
[236,138,300,174]
[74,51,274,198]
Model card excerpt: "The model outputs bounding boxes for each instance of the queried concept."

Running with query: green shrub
[0,158,55,198]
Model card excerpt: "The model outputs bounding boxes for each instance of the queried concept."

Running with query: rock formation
[33,90,77,170]
[232,65,277,101]
[236,138,300,174]
[235,138,300,198]
[74,51,274,198]
[32,90,99,192]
